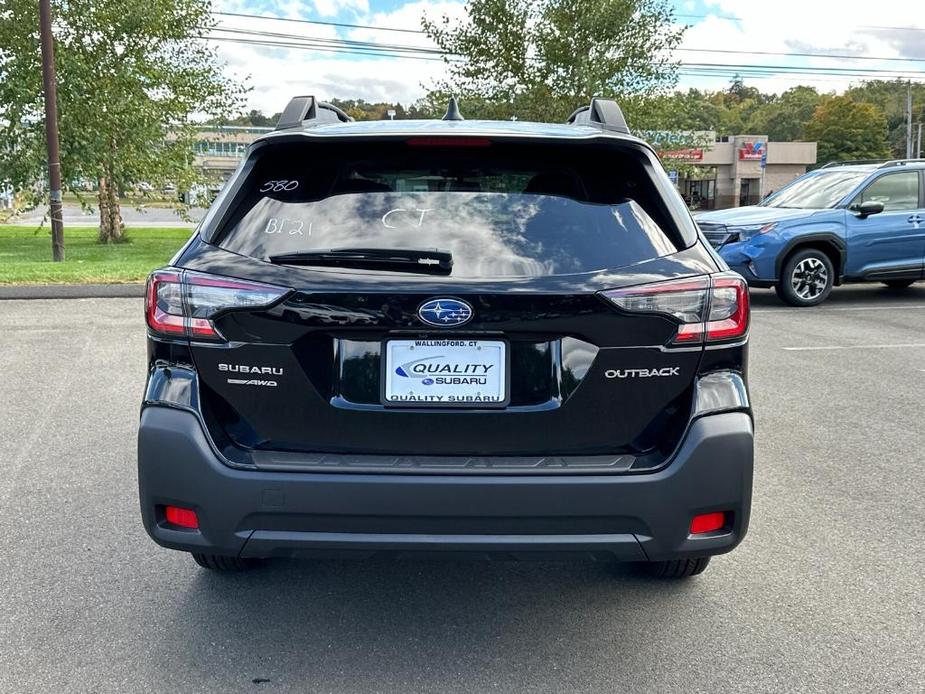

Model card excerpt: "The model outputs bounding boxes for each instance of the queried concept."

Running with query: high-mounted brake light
[600,272,749,345]
[145,269,288,341]
[406,136,492,148]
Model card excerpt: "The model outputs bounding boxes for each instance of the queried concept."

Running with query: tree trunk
[97,176,124,243]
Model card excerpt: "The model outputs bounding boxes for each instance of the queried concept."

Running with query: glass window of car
[760,170,871,209]
[852,172,921,212]
[217,141,688,278]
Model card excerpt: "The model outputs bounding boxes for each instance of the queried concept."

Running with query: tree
[747,86,821,142]
[328,99,410,121]
[846,80,925,158]
[805,96,890,164]
[0,0,246,242]
[422,0,684,123]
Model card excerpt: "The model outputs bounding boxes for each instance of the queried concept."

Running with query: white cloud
[681,0,925,93]
[215,40,447,113]
[212,0,466,113]
[212,0,925,115]
[312,0,369,18]
[348,1,466,47]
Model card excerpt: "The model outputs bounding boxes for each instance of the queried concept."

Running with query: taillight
[600,272,749,345]
[706,275,750,341]
[145,269,288,341]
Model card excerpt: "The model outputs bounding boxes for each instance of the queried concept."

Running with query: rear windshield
[217,140,686,278]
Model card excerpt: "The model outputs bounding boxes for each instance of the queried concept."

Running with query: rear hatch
[174,135,722,470]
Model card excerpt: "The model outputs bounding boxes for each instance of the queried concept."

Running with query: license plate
[383,339,508,407]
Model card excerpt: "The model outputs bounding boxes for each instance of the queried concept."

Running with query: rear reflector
[690,512,726,534]
[145,269,288,341]
[600,272,749,345]
[164,505,199,529]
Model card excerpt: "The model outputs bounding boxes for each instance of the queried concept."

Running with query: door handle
[908,214,924,226]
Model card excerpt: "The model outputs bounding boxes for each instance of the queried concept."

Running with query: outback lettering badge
[605,367,680,379]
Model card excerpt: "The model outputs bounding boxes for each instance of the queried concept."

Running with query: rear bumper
[137,407,753,562]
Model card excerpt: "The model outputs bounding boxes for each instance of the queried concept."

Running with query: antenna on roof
[442,97,464,121]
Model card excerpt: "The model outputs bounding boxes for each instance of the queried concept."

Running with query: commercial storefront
[659,134,817,210]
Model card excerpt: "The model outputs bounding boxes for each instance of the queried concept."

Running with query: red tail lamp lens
[690,512,727,535]
[600,272,749,345]
[706,275,750,341]
[165,505,199,529]
[144,269,288,341]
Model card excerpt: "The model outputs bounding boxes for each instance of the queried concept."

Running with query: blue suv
[696,160,925,306]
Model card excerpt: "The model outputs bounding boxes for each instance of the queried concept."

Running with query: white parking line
[754,304,925,314]
[783,343,925,352]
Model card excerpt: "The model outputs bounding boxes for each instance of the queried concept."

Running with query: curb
[0,283,145,300]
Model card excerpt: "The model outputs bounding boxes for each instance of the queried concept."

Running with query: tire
[639,557,711,579]
[775,248,834,307]
[191,552,258,572]
[882,279,916,289]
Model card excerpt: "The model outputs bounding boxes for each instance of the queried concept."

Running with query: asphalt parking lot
[0,285,923,693]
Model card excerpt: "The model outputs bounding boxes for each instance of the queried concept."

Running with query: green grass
[0,225,193,285]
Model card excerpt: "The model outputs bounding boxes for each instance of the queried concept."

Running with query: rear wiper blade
[268,248,453,275]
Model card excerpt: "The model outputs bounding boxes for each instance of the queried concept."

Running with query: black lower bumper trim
[138,407,753,562]
[240,530,647,561]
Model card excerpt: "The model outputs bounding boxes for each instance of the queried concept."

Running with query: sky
[210,0,925,114]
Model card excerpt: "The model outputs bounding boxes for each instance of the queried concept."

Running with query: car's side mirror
[854,200,885,218]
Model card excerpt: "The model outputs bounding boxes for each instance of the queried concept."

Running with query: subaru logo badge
[417,298,473,327]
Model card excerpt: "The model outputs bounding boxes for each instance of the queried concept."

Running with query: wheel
[638,556,711,579]
[191,552,258,571]
[882,279,916,289]
[775,249,834,306]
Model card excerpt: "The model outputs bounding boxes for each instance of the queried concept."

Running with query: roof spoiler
[566,98,630,134]
[275,96,354,130]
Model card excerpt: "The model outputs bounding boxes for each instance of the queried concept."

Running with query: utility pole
[906,82,913,159]
[39,0,64,261]
[917,123,922,159]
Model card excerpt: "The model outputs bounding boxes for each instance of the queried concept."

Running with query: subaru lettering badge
[417,298,473,327]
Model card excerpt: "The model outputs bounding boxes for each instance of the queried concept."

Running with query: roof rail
[819,159,885,168]
[566,98,630,134]
[275,96,353,130]
[878,158,925,169]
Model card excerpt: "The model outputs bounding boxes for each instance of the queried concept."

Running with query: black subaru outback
[139,97,753,578]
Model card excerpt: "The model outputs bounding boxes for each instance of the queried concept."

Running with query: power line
[677,47,925,64]
[213,9,925,37]
[675,12,925,33]
[211,26,443,55]
[682,62,925,78]
[205,36,448,62]
[212,12,925,65]
[206,29,925,81]
[213,10,423,35]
